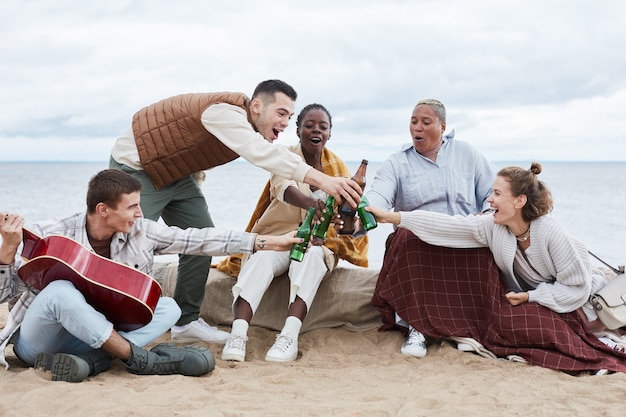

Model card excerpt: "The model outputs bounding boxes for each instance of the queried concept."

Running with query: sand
[1,302,624,417]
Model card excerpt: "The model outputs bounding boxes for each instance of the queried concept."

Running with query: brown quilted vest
[132,92,252,190]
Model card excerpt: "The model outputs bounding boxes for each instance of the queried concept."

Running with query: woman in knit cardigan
[368,162,626,374]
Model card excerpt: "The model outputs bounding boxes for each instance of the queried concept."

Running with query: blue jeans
[13,280,181,365]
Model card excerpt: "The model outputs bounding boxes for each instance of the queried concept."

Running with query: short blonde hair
[416,98,446,123]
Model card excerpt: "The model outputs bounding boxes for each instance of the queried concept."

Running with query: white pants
[232,246,329,315]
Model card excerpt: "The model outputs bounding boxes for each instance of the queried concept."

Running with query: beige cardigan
[398,210,607,315]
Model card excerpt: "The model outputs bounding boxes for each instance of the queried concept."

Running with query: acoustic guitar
[18,228,162,331]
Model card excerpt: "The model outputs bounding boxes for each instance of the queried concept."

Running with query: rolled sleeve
[0,264,17,303]
[201,104,311,182]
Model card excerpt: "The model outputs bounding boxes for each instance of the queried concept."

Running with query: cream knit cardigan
[398,211,606,316]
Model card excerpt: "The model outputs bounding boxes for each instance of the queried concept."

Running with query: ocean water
[1,161,624,270]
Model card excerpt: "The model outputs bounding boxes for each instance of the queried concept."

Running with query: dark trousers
[110,157,214,326]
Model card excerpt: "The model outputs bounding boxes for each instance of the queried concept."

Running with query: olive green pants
[110,157,214,326]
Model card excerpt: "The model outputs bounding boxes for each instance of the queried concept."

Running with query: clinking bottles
[338,159,368,235]
[289,207,316,262]
[357,196,377,231]
[312,196,336,240]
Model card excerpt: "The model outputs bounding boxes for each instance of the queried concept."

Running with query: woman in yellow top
[221,103,368,362]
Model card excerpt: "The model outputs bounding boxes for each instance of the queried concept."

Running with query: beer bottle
[289,207,316,262]
[312,195,336,240]
[357,196,378,231]
[338,159,368,235]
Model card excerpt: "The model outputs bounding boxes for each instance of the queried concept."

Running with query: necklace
[515,225,531,242]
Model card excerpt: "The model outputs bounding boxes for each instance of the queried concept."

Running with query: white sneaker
[221,334,247,362]
[171,318,230,344]
[401,328,427,357]
[265,334,298,362]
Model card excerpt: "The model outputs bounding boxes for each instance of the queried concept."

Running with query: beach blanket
[371,228,626,373]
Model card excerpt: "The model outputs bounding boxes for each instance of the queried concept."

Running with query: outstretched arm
[203,104,361,208]
[283,186,327,224]
[364,206,400,225]
[253,231,303,253]
[303,169,362,209]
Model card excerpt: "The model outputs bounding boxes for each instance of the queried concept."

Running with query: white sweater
[398,211,606,314]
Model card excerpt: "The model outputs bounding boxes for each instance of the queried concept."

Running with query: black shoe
[34,349,112,382]
[151,343,215,375]
[125,342,215,376]
[34,352,90,383]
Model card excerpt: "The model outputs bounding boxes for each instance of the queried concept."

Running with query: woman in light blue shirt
[364,99,496,357]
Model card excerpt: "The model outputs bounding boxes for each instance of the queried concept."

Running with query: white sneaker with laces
[171,318,230,344]
[265,334,298,362]
[401,328,427,357]
[221,334,248,362]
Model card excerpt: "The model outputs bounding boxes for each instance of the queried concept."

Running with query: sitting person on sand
[221,103,369,362]
[0,169,302,382]
[363,98,496,357]
[368,162,626,374]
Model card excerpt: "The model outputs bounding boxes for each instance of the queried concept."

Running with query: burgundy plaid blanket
[371,228,626,373]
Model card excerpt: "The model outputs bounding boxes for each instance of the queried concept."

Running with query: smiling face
[103,191,143,234]
[487,176,526,226]
[297,108,331,156]
[250,92,296,142]
[410,104,446,154]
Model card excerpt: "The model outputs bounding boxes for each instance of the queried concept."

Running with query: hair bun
[530,161,542,175]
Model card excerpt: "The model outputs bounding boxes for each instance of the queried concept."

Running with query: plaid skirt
[371,228,626,373]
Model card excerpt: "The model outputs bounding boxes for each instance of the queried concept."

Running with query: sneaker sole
[221,352,245,362]
[34,352,54,371]
[264,352,297,362]
[34,353,90,382]
[171,336,228,344]
[400,347,427,357]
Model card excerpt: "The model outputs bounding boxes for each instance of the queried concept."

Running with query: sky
[1,0,625,163]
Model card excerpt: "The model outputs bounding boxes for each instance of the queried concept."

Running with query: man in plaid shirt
[0,169,301,382]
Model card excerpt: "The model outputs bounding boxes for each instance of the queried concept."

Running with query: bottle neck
[305,207,316,221]
[352,161,368,187]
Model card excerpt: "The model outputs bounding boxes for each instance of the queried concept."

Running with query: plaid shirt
[0,212,256,368]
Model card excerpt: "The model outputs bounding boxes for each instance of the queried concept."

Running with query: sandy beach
[1,297,625,417]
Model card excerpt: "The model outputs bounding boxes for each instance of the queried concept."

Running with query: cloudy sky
[1,0,625,163]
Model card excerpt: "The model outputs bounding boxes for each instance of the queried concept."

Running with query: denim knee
[157,296,182,327]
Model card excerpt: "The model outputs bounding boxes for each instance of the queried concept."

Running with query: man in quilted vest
[109,80,363,345]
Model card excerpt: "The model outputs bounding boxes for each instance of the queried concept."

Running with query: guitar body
[19,228,162,331]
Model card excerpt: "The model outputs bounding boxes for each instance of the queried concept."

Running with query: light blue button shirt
[364,130,496,216]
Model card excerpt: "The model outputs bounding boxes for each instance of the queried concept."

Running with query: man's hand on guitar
[254,231,304,253]
[0,211,24,265]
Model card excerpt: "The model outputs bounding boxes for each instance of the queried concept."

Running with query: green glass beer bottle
[312,196,336,240]
[289,207,316,262]
[357,196,378,231]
